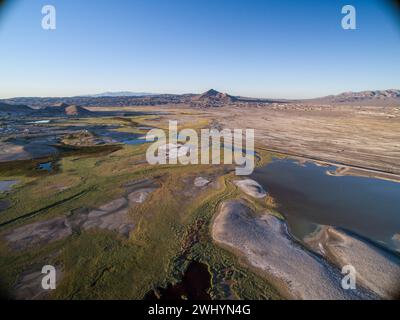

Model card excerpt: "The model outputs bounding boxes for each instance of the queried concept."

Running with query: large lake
[251,159,400,254]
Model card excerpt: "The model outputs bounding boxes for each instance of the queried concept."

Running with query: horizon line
[1,87,400,101]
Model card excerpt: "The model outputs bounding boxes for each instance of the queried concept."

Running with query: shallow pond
[27,120,51,124]
[38,161,53,172]
[95,129,148,145]
[251,159,400,253]
[145,261,211,300]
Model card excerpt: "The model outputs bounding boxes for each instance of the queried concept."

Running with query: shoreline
[211,200,379,300]
[256,146,400,183]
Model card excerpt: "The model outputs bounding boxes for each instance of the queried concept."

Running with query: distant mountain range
[86,91,156,97]
[1,89,399,109]
[189,89,400,106]
[305,89,400,106]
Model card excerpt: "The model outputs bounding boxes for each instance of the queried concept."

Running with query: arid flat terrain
[104,102,400,180]
[0,90,399,300]
[217,105,400,178]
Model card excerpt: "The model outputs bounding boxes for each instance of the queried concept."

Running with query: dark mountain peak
[203,89,220,96]
[194,89,238,104]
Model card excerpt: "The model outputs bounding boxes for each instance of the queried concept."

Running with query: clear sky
[0,0,399,98]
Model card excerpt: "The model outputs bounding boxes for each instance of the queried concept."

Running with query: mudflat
[212,200,377,299]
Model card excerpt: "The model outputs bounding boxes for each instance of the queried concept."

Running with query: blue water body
[28,120,51,124]
[122,138,148,145]
[38,162,53,172]
[251,159,400,253]
[96,130,148,145]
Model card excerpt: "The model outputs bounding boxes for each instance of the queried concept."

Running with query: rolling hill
[0,102,34,116]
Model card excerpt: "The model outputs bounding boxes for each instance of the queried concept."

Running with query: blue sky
[0,0,399,98]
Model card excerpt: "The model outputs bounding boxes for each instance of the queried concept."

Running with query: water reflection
[251,159,400,253]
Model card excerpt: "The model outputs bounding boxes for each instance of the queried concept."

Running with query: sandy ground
[304,226,400,299]
[5,103,398,179]
[194,177,210,187]
[234,179,267,198]
[212,200,378,300]
[128,104,400,180]
[80,197,135,236]
[179,174,220,201]
[13,264,63,300]
[216,105,400,177]
[5,216,73,251]
[0,180,19,192]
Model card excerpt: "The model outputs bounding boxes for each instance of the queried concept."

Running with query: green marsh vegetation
[0,115,282,299]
